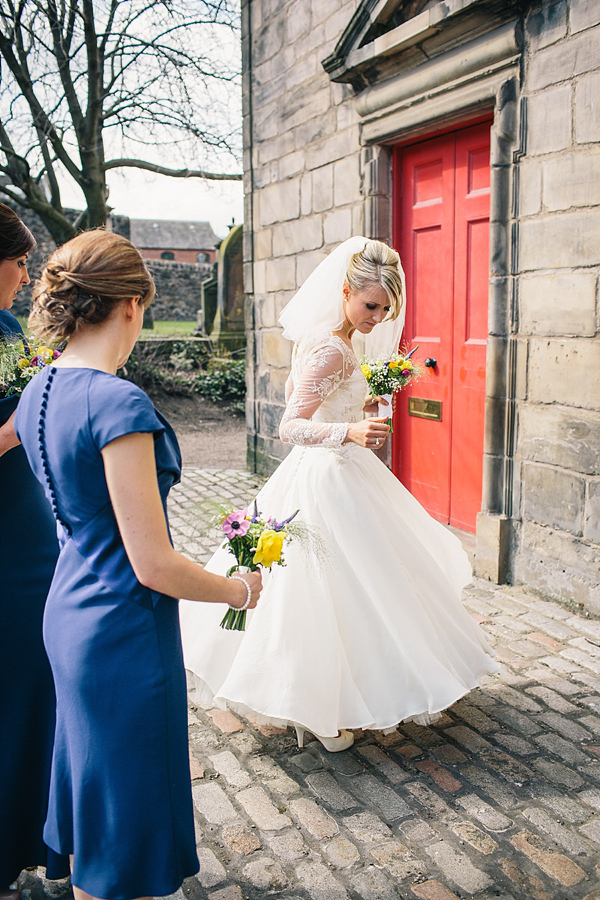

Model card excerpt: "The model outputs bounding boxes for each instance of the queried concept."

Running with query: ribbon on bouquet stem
[377,393,394,433]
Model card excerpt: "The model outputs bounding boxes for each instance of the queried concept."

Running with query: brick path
[167,468,600,900]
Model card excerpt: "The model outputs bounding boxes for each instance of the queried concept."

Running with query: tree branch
[46,0,86,136]
[0,182,33,208]
[81,0,103,138]
[0,29,83,182]
[34,127,63,210]
[103,158,242,180]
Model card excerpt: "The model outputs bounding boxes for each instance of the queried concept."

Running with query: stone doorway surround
[324,0,528,583]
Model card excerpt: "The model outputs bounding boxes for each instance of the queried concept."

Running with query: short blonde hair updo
[346,239,404,321]
[29,230,155,344]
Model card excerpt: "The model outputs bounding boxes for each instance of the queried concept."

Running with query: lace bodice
[279,335,367,448]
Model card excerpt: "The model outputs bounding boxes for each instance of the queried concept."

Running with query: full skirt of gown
[179,441,499,737]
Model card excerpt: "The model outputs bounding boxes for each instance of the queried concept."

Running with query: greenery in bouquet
[0,338,61,399]
[219,501,300,631]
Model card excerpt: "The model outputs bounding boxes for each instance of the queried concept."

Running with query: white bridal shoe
[294,724,355,752]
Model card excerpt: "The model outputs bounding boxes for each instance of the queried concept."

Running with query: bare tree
[0,0,241,245]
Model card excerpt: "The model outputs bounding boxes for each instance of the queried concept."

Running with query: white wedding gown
[179,335,499,737]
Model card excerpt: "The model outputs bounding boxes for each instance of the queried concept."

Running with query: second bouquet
[219,501,299,631]
[0,338,61,399]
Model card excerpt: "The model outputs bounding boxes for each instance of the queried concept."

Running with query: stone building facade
[242,0,600,611]
[129,219,219,263]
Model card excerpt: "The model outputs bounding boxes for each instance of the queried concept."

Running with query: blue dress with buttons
[0,311,69,886]
[15,366,199,900]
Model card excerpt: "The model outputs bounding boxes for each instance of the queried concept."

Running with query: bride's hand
[230,570,263,609]
[346,417,390,449]
[362,393,389,415]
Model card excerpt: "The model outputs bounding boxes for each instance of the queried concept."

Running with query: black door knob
[425,357,437,368]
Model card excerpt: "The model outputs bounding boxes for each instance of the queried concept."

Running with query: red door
[392,122,490,533]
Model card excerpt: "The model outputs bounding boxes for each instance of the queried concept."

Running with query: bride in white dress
[179,237,498,751]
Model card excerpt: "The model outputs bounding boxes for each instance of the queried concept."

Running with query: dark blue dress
[15,366,199,900]
[0,311,68,886]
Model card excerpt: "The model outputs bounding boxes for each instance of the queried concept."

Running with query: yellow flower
[360,364,371,378]
[253,529,286,567]
[17,357,29,369]
[402,360,413,371]
[388,359,402,371]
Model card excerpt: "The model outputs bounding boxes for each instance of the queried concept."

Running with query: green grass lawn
[141,320,197,338]
[14,317,197,339]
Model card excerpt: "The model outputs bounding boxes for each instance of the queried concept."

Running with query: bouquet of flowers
[360,345,423,431]
[0,338,61,399]
[219,501,300,631]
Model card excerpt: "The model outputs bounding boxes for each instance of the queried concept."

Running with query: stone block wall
[146,259,212,320]
[513,0,600,608]
[7,207,210,321]
[243,0,363,472]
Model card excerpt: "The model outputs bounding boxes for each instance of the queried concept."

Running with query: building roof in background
[129,219,219,250]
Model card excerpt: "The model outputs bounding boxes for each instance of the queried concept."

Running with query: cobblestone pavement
[168,468,600,900]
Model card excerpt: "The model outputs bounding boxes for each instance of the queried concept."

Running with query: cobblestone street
[165,467,600,900]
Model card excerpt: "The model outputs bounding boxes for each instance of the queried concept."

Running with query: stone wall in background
[6,205,210,321]
[147,259,212,320]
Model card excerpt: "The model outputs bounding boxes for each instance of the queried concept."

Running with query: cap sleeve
[89,375,165,451]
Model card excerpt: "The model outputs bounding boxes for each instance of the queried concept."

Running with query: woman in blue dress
[0,203,69,897]
[14,229,262,900]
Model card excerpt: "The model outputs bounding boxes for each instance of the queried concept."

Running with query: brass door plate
[408,397,442,420]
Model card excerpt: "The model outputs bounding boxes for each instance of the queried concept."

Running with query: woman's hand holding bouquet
[219,502,299,631]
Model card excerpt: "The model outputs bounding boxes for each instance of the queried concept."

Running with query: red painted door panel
[392,122,490,532]
[394,135,455,521]
[450,128,490,529]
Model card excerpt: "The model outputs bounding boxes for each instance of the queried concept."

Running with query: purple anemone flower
[401,369,412,377]
[223,509,250,539]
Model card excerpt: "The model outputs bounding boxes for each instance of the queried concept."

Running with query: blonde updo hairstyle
[345,239,403,321]
[29,230,155,344]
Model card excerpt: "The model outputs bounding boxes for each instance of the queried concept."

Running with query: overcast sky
[108,170,243,239]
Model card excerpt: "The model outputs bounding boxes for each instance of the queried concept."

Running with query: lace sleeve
[279,342,349,447]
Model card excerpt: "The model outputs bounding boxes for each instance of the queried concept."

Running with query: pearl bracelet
[230,574,252,610]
